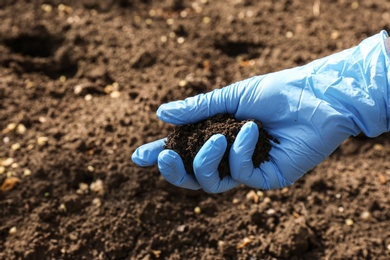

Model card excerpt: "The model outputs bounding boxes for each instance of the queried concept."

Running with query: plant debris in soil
[165,114,278,178]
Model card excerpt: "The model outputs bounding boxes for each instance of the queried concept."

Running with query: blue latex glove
[132,31,390,193]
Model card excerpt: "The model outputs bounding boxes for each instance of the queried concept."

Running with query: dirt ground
[0,0,389,259]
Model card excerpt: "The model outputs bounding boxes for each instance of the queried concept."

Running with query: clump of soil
[165,114,278,178]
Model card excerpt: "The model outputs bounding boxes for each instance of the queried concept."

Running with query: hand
[132,31,390,193]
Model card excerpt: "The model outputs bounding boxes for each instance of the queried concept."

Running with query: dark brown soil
[165,114,278,178]
[1,0,389,259]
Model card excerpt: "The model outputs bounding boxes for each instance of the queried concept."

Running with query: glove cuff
[380,30,390,133]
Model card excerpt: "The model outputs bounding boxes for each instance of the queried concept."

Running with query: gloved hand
[132,31,390,193]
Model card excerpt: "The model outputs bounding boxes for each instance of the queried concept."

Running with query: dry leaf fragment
[293,212,301,218]
[236,237,252,249]
[378,174,387,184]
[151,250,161,258]
[1,177,21,191]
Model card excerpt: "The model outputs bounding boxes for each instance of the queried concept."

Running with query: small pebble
[23,169,31,176]
[59,203,67,212]
[179,80,187,87]
[7,123,17,130]
[90,179,105,195]
[176,225,186,232]
[145,18,153,25]
[256,191,264,200]
[266,208,276,215]
[41,4,52,12]
[9,226,17,235]
[263,197,271,204]
[202,16,211,24]
[194,206,201,214]
[84,94,93,101]
[58,4,72,14]
[37,136,49,146]
[232,198,240,204]
[11,143,21,151]
[92,198,102,207]
[331,31,340,40]
[79,182,89,191]
[373,144,384,151]
[177,37,185,44]
[59,75,67,82]
[166,18,174,25]
[149,9,156,17]
[338,207,344,213]
[11,163,19,168]
[16,124,27,135]
[104,85,114,94]
[360,211,371,220]
[0,166,5,174]
[110,91,121,98]
[2,158,14,167]
[335,193,341,199]
[285,31,294,38]
[69,233,78,241]
[191,3,202,13]
[345,218,354,226]
[74,85,83,95]
[281,187,289,193]
[25,81,35,89]
[160,36,168,43]
[87,165,95,172]
[246,190,259,203]
[6,171,16,177]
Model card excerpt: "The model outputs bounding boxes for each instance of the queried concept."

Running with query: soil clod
[165,114,278,178]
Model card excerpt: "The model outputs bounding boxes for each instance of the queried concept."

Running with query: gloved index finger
[131,138,166,166]
[157,85,242,125]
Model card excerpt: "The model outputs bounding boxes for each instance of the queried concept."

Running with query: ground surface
[0,0,389,259]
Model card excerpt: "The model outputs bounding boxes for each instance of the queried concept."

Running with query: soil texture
[165,114,277,178]
[0,0,389,259]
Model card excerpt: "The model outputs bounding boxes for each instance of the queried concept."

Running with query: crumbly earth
[0,0,389,259]
[165,114,278,178]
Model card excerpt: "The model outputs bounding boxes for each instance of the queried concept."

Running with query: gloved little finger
[132,138,167,166]
[158,149,201,190]
[230,122,283,190]
[193,134,239,193]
